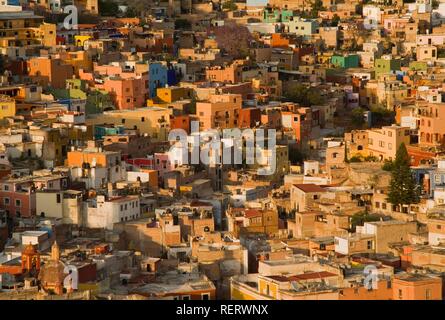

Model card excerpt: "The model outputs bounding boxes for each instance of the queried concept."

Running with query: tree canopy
[387,143,420,207]
[284,83,326,107]
[175,19,192,31]
[99,0,119,16]
[222,0,238,11]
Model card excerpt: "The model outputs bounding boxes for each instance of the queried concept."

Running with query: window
[3,185,9,191]
[382,203,387,210]
[182,295,190,300]
[398,289,403,299]
[438,225,442,230]
[426,288,432,300]
[15,199,21,207]
[367,240,373,250]
[201,293,210,300]
[3,197,9,205]
[56,194,61,204]
[375,202,380,208]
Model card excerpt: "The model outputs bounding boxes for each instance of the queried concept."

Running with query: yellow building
[147,86,194,106]
[74,35,93,47]
[230,273,340,300]
[0,11,56,47]
[86,107,173,142]
[367,125,411,161]
[62,50,94,75]
[0,95,16,119]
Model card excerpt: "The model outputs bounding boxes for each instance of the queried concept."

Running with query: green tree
[351,107,365,128]
[350,211,381,231]
[222,0,238,11]
[0,55,6,74]
[309,0,325,18]
[349,155,363,163]
[331,14,340,27]
[370,106,395,126]
[175,19,192,30]
[284,83,326,107]
[382,159,394,171]
[99,0,119,16]
[289,145,306,165]
[124,6,138,18]
[387,143,420,208]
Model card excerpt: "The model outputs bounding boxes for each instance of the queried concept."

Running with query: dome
[38,260,66,290]
[37,241,65,294]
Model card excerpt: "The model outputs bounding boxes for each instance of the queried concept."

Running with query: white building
[86,195,141,230]
[363,5,382,30]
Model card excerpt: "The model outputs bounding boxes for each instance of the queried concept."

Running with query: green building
[50,79,114,114]
[408,61,427,72]
[330,54,359,69]
[374,56,401,77]
[263,7,294,23]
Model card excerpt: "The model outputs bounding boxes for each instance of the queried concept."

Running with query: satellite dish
[291,281,300,291]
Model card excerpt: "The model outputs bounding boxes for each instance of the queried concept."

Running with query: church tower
[51,241,60,261]
[21,243,40,275]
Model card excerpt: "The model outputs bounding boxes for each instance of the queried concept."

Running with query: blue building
[412,160,445,197]
[246,0,268,6]
[7,0,20,5]
[148,62,168,98]
[167,66,178,86]
[94,125,125,140]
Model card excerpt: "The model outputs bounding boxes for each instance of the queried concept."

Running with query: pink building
[0,177,36,218]
[96,76,147,110]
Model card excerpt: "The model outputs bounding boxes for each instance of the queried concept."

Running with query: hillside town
[0,0,445,301]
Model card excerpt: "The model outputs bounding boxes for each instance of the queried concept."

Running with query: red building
[0,177,36,218]
[170,115,191,134]
[238,107,261,128]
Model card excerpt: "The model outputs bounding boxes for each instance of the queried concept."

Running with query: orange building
[339,282,392,300]
[270,33,291,48]
[170,115,191,134]
[238,108,261,128]
[61,50,93,75]
[66,142,121,168]
[205,63,243,84]
[196,94,241,130]
[139,169,159,189]
[28,56,74,89]
[392,274,442,300]
[419,102,445,146]
[97,76,147,110]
